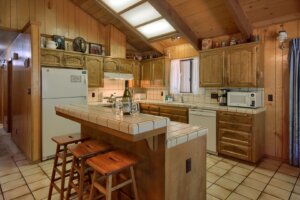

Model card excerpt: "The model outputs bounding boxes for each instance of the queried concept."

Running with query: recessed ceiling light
[121,2,161,27]
[137,19,176,39]
[101,0,142,13]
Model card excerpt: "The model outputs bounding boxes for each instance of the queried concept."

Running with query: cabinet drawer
[41,50,62,66]
[219,141,251,161]
[160,106,188,116]
[171,115,188,123]
[219,121,252,133]
[219,129,251,146]
[219,112,252,124]
[149,105,159,112]
[140,104,149,111]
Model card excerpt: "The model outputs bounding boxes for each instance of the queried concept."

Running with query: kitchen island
[55,104,207,200]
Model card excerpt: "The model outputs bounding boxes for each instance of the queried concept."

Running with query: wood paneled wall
[105,25,126,58]
[164,43,198,59]
[0,67,3,124]
[0,0,106,44]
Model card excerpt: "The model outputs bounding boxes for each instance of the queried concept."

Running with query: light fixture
[101,0,141,13]
[278,24,288,49]
[137,19,175,39]
[121,2,161,27]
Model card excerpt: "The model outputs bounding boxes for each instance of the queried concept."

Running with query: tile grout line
[287,168,300,200]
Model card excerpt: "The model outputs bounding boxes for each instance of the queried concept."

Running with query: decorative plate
[73,37,87,53]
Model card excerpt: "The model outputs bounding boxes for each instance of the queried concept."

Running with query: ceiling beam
[225,0,253,38]
[147,0,200,50]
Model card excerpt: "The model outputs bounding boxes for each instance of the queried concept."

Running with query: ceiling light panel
[137,19,176,38]
[121,2,161,27]
[102,0,141,13]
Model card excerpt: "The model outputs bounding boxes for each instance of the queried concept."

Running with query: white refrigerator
[42,67,88,160]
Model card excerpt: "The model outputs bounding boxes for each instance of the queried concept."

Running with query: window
[180,59,192,93]
[170,57,199,94]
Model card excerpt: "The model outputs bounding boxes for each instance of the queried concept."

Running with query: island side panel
[81,125,166,200]
[165,134,207,200]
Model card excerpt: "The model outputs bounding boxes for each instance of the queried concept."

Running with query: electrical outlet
[92,92,95,98]
[186,158,191,173]
[161,91,164,96]
[268,94,273,102]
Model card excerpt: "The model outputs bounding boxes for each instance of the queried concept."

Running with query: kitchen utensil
[46,40,58,49]
[218,89,228,106]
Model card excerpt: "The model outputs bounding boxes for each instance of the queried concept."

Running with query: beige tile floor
[1,128,300,200]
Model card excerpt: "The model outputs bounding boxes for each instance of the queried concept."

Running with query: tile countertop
[166,121,207,149]
[138,100,266,114]
[55,104,170,135]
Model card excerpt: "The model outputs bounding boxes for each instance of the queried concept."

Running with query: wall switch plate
[186,158,191,173]
[268,94,273,102]
[211,93,218,99]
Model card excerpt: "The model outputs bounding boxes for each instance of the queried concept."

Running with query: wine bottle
[122,80,132,115]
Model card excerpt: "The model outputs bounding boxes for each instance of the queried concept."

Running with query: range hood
[104,72,134,80]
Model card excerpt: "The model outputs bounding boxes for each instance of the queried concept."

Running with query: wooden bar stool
[87,150,139,200]
[48,133,88,200]
[66,140,111,200]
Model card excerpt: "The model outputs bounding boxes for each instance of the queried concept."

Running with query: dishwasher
[189,109,217,154]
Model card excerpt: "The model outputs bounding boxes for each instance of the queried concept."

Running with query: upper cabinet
[131,60,140,88]
[141,57,170,88]
[200,50,225,87]
[85,56,104,87]
[199,42,263,88]
[103,58,133,74]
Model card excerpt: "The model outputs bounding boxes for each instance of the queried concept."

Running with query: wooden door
[3,61,12,132]
[226,45,258,87]
[85,56,104,87]
[141,60,151,88]
[0,66,3,124]
[103,57,118,72]
[152,59,165,86]
[199,50,225,87]
[62,53,84,68]
[41,49,62,67]
[119,59,133,73]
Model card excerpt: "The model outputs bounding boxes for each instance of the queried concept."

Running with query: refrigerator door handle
[27,88,31,95]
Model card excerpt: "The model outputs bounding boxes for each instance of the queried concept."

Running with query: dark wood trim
[225,0,253,38]
[147,0,200,50]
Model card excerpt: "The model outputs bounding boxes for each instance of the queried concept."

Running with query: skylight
[137,19,176,39]
[99,0,177,39]
[102,0,141,13]
[121,2,161,27]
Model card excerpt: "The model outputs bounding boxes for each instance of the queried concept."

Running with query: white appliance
[189,109,217,154]
[227,91,263,108]
[42,67,88,160]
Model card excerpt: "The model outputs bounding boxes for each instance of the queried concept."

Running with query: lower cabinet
[140,104,188,123]
[217,111,265,163]
[85,56,104,87]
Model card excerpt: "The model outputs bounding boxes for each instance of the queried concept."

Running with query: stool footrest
[112,179,132,192]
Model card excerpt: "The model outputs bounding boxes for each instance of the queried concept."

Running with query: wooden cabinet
[41,49,62,67]
[131,61,140,87]
[103,58,132,73]
[200,50,225,87]
[62,53,84,68]
[140,103,188,123]
[85,56,104,87]
[217,111,265,163]
[199,42,263,88]
[141,57,169,88]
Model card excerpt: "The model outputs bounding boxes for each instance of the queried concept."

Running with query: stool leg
[130,167,139,200]
[48,144,60,200]
[66,156,76,199]
[89,171,97,200]
[60,145,67,200]
[78,159,85,200]
[106,175,112,200]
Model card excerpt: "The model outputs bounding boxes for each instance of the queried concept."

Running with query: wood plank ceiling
[73,0,300,52]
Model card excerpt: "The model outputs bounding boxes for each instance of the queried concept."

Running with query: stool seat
[68,140,111,158]
[87,150,138,176]
[52,133,88,145]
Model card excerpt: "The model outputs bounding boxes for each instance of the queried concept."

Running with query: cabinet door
[103,58,118,72]
[152,59,165,86]
[141,61,151,88]
[119,59,133,73]
[200,50,225,87]
[62,53,84,68]
[41,50,62,67]
[132,61,140,87]
[226,45,257,87]
[85,56,103,87]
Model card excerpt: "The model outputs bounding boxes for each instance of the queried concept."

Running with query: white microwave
[227,91,263,108]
